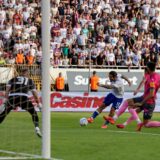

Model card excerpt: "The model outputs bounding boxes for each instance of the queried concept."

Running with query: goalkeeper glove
[37,103,42,111]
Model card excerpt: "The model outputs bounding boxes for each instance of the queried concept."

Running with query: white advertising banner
[50,68,160,92]
[1,92,160,112]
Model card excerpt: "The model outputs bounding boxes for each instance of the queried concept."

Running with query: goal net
[0,66,43,159]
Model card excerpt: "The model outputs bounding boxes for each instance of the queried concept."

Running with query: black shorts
[143,103,155,120]
[91,89,98,92]
[56,89,64,92]
[7,96,34,110]
[132,96,144,111]
[132,96,143,103]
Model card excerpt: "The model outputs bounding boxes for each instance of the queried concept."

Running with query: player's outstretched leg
[101,107,116,129]
[87,103,106,123]
[35,126,42,138]
[103,100,129,125]
[116,107,142,129]
[143,121,160,128]
[136,120,160,132]
[116,116,135,129]
[27,107,42,138]
[0,103,12,124]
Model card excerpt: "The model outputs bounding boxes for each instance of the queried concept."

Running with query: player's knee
[127,99,133,105]
[143,120,150,127]
[99,104,106,110]
[109,112,114,117]
[144,123,149,128]
[109,108,115,116]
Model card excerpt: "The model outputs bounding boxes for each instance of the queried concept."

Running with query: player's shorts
[132,96,144,111]
[103,93,123,110]
[132,96,143,103]
[143,103,155,120]
[7,95,34,110]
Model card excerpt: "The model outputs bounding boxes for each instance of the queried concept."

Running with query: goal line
[0,149,62,160]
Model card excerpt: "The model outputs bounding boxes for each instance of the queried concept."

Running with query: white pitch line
[0,150,62,160]
[0,157,33,159]
[0,149,41,158]
[106,129,160,136]
[52,129,160,136]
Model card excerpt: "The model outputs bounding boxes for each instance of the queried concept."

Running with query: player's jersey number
[16,77,29,85]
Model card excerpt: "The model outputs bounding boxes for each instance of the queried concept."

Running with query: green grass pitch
[0,112,160,160]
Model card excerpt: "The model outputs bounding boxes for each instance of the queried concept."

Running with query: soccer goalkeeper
[0,69,42,138]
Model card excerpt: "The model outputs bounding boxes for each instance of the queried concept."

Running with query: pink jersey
[144,73,150,83]
[143,72,160,104]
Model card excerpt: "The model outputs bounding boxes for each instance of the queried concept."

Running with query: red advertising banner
[1,92,160,112]
[50,92,104,111]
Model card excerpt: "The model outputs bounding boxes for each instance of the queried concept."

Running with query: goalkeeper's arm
[5,85,11,98]
[31,90,42,109]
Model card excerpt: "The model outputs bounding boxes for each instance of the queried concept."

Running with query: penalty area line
[106,129,160,136]
[0,150,62,160]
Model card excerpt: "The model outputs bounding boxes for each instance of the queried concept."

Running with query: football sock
[128,108,140,121]
[145,121,160,128]
[0,106,12,123]
[29,111,39,127]
[104,120,110,125]
[113,114,118,121]
[92,111,99,119]
[124,116,134,125]
[123,122,127,126]
[116,100,128,117]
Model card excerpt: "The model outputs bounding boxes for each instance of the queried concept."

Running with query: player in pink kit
[115,68,149,129]
[135,62,160,131]
[106,62,160,131]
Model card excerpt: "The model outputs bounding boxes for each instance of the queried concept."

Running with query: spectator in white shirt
[0,7,6,26]
[109,32,118,47]
[125,56,132,72]
[141,16,149,32]
[22,7,30,23]
[73,23,81,36]
[96,37,106,50]
[142,3,151,16]
[77,31,88,47]
[132,51,141,67]
[106,49,116,65]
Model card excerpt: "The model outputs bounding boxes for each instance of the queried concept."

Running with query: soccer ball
[80,117,88,126]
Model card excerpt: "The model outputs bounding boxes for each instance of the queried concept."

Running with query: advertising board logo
[74,75,138,86]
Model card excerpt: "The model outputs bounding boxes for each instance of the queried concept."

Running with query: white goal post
[41,0,51,159]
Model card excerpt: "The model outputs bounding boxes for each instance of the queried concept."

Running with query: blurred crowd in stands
[0,0,160,70]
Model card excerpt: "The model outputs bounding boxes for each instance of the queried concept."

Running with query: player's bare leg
[87,103,106,123]
[102,107,115,129]
[0,103,12,123]
[107,98,139,124]
[116,108,142,129]
[27,108,42,138]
